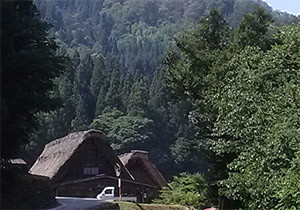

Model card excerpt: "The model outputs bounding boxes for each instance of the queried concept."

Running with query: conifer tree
[127,78,149,116]
[105,69,123,110]
[90,55,106,98]
[1,0,65,158]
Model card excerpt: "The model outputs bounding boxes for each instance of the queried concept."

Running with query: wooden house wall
[121,182,159,203]
[57,178,159,202]
[57,178,117,197]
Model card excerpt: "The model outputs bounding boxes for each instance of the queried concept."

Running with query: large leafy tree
[166,6,300,208]
[90,108,153,152]
[166,8,231,182]
[217,24,300,209]
[1,0,65,158]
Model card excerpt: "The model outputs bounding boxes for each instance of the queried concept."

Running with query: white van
[96,187,115,200]
[96,187,137,202]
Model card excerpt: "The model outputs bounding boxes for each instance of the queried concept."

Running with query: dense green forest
[164,8,300,208]
[4,0,299,208]
[34,0,298,73]
[27,0,299,173]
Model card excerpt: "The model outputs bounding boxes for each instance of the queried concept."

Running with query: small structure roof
[9,158,27,165]
[119,150,168,188]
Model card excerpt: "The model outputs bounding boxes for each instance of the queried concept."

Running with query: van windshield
[105,189,112,194]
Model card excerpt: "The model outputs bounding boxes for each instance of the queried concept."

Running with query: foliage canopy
[154,173,208,208]
[166,7,300,208]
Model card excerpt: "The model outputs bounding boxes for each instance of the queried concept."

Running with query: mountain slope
[34,0,298,73]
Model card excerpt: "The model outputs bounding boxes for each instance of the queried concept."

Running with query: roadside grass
[118,201,189,210]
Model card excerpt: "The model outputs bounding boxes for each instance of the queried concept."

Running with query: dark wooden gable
[60,137,119,183]
[125,158,157,186]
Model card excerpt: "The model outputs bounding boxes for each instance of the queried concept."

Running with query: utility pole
[118,177,122,200]
[114,163,121,200]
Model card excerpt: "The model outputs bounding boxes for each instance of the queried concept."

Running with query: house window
[83,167,99,175]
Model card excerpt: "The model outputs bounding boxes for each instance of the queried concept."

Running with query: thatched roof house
[119,150,168,188]
[29,130,167,200]
[29,130,135,197]
[30,130,133,183]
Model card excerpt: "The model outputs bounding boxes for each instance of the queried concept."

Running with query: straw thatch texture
[29,131,88,179]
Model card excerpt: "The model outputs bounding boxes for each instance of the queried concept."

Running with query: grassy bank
[90,201,190,210]
[118,202,190,210]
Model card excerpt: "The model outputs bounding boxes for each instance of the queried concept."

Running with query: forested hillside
[35,0,298,73]
[25,0,299,178]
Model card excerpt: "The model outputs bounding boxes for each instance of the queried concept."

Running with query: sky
[263,0,300,15]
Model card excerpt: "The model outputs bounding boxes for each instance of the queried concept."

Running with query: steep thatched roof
[29,129,133,183]
[119,150,168,188]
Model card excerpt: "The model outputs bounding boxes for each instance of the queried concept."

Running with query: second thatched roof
[119,150,168,188]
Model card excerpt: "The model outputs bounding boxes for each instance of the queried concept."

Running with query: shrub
[154,173,208,209]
